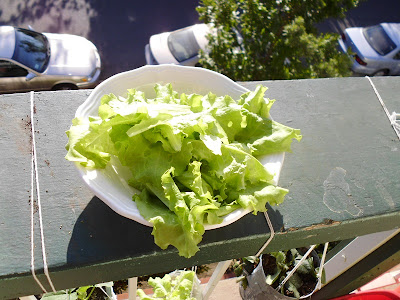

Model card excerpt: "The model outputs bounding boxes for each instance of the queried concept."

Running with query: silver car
[339,23,400,76]
[0,26,101,94]
[145,24,211,66]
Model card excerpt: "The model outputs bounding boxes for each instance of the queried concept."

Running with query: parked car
[145,23,211,66]
[339,23,400,76]
[0,26,101,94]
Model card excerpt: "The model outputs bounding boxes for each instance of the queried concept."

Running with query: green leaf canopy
[197,0,360,80]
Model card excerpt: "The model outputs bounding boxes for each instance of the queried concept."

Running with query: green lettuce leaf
[137,270,198,300]
[65,84,301,258]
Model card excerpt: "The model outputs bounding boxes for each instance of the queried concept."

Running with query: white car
[145,24,211,66]
[339,23,400,76]
[0,26,101,93]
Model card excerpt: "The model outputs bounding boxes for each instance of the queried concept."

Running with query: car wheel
[53,84,78,90]
[372,69,389,76]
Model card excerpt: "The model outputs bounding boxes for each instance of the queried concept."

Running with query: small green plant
[234,247,324,298]
[136,270,201,300]
[40,282,115,300]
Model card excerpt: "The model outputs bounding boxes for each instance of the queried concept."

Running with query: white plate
[74,65,284,230]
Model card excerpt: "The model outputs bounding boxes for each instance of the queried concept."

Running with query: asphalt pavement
[0,0,200,80]
[317,0,400,33]
[0,0,399,83]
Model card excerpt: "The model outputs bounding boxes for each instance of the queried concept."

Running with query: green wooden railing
[1,76,399,299]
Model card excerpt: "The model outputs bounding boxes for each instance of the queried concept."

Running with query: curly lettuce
[66,84,301,258]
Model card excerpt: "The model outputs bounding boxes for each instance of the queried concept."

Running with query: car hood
[44,33,100,76]
[346,27,379,59]
[150,32,179,64]
[149,24,211,65]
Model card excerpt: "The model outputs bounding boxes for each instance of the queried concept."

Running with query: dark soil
[296,273,317,296]
[261,251,318,298]
[262,254,277,275]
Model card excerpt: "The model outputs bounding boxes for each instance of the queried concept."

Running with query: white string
[366,76,400,140]
[255,210,275,257]
[254,209,329,297]
[316,242,329,290]
[98,286,114,299]
[390,112,400,132]
[299,242,329,299]
[276,245,317,291]
[31,132,47,293]
[190,266,198,298]
[30,91,56,293]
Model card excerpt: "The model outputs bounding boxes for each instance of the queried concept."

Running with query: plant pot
[239,248,321,300]
[239,258,294,300]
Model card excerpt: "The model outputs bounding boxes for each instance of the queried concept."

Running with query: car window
[167,28,201,62]
[0,60,28,77]
[12,28,50,73]
[363,25,397,56]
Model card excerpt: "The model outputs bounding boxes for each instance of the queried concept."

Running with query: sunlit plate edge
[74,65,285,230]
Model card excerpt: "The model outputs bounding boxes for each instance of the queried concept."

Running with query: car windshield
[363,25,397,56]
[12,28,50,73]
[167,28,200,62]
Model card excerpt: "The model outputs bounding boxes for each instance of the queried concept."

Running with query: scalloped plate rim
[73,65,284,230]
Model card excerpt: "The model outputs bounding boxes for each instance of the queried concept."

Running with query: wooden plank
[0,77,399,299]
[366,76,400,139]
[366,76,400,115]
[0,93,33,277]
[241,78,400,229]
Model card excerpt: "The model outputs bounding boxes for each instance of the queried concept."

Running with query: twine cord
[30,91,56,293]
[390,112,400,131]
[255,210,328,298]
[299,242,329,299]
[256,211,275,257]
[276,245,317,292]
[98,286,114,299]
[30,138,47,293]
[366,76,400,140]
[316,242,329,290]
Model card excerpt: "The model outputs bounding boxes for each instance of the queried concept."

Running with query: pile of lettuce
[136,270,201,300]
[65,84,301,258]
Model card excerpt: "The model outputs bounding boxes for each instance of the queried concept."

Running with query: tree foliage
[197,0,361,81]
